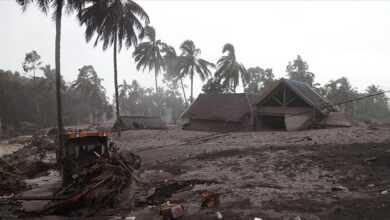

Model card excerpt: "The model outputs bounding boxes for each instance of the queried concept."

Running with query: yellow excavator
[59,130,114,183]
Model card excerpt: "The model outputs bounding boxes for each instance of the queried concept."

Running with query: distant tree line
[0,50,187,131]
[0,57,113,130]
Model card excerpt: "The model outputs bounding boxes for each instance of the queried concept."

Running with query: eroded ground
[113,126,390,220]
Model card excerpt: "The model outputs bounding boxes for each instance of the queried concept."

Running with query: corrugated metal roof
[283,79,331,107]
[256,78,332,108]
[180,93,261,121]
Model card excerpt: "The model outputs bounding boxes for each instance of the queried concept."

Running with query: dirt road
[113,126,390,220]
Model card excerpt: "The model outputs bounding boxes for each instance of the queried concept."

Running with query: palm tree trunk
[55,2,68,184]
[190,71,194,103]
[155,68,161,116]
[180,79,188,107]
[114,29,121,137]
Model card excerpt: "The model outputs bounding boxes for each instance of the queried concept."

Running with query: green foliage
[353,85,389,122]
[162,45,189,106]
[243,67,276,95]
[79,0,150,135]
[78,0,150,51]
[178,40,215,102]
[70,65,110,124]
[202,77,232,94]
[324,77,389,122]
[0,64,112,129]
[118,80,186,122]
[286,55,315,86]
[133,26,167,95]
[214,43,246,92]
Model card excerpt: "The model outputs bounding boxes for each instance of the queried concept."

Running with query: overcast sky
[1,0,389,101]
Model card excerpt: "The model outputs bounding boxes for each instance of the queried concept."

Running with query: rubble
[40,150,142,217]
[0,134,55,195]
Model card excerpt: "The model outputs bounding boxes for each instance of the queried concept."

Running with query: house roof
[112,116,167,131]
[180,93,261,121]
[257,78,332,108]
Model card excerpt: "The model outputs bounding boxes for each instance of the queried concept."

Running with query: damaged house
[180,79,352,132]
[180,93,261,132]
[255,78,334,131]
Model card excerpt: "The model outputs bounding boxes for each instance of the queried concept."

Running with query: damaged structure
[112,116,167,132]
[255,79,334,131]
[181,79,344,132]
[180,93,261,132]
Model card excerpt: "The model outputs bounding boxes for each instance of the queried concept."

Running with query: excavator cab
[60,131,113,182]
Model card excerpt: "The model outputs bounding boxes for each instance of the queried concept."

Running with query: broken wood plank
[12,195,68,201]
[0,169,21,178]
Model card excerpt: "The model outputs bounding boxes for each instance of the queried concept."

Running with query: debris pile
[42,150,141,217]
[0,134,55,195]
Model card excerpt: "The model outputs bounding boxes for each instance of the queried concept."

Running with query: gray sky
[1,0,389,101]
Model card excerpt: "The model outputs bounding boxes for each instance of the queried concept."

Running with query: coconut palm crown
[179,40,215,102]
[133,25,167,97]
[214,43,246,92]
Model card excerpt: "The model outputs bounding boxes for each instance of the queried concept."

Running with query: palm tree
[79,0,149,136]
[133,26,166,97]
[162,45,188,106]
[215,43,246,93]
[179,40,215,102]
[17,0,86,175]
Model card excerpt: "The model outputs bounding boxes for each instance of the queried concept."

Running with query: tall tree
[71,65,109,124]
[22,50,42,78]
[162,45,188,106]
[179,40,214,102]
[214,43,246,93]
[133,25,166,98]
[17,0,86,175]
[79,0,149,136]
[23,50,43,118]
[286,55,315,86]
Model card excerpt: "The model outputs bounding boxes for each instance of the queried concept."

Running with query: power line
[286,90,390,118]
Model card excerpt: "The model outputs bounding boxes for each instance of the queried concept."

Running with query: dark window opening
[260,116,286,130]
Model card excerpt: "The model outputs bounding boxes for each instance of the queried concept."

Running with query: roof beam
[271,95,283,106]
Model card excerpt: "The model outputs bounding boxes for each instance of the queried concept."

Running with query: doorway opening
[259,116,286,130]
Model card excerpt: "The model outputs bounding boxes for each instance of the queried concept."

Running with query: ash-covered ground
[1,125,390,219]
[114,126,390,220]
